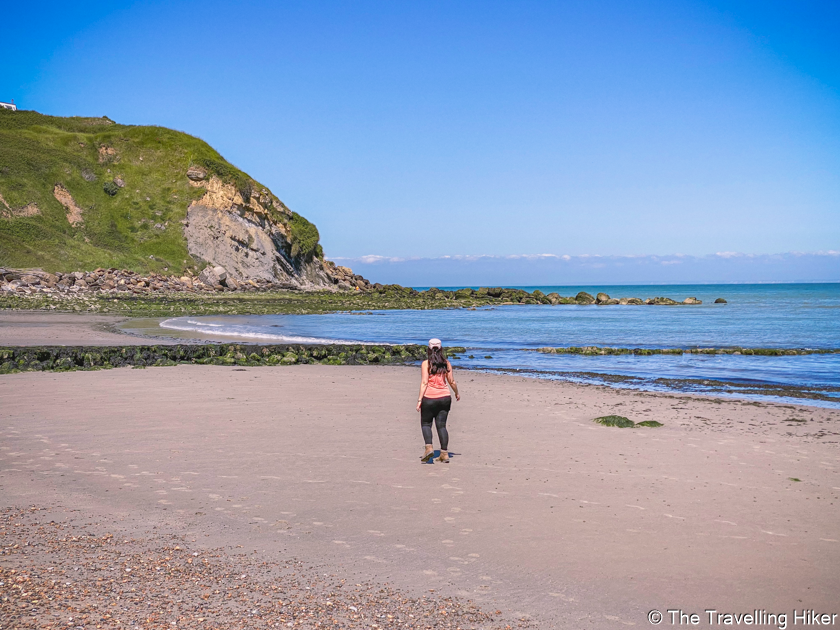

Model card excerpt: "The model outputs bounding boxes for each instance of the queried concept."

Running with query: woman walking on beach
[417,338,460,463]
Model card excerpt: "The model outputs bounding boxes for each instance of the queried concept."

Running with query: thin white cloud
[333,250,840,265]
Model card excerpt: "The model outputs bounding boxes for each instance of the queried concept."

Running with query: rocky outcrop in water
[536,346,837,356]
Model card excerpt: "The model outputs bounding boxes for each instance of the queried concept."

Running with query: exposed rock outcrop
[184,175,338,289]
[98,145,117,163]
[0,192,40,219]
[53,184,84,226]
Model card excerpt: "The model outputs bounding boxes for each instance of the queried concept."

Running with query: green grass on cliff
[0,110,319,272]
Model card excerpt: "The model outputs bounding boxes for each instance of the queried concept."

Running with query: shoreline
[2,310,838,408]
[1,364,838,628]
[482,367,840,408]
[0,281,719,319]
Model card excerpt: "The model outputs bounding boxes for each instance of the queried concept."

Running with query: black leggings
[421,396,451,450]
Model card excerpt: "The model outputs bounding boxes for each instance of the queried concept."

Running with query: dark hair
[427,346,448,375]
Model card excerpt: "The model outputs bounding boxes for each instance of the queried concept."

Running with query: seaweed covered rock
[594,415,635,428]
[0,343,430,374]
[575,291,595,305]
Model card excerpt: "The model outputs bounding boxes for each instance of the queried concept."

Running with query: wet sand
[1,364,838,628]
[0,311,171,346]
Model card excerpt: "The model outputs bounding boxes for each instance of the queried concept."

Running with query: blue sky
[2,0,839,282]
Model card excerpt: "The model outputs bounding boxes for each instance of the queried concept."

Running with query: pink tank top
[425,366,451,399]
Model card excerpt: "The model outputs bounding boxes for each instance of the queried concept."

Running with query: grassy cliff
[0,110,320,274]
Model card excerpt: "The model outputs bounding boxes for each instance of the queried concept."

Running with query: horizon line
[329,250,840,264]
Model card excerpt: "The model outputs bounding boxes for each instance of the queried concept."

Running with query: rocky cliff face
[183,168,334,288]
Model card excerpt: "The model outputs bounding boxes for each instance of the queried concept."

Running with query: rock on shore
[0,264,372,297]
[1,268,719,309]
[0,343,469,373]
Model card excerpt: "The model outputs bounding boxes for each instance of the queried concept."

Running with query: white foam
[185,319,223,327]
[159,318,370,345]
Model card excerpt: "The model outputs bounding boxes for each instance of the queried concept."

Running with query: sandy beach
[0,312,173,347]
[2,350,838,627]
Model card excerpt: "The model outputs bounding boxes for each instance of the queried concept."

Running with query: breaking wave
[159,318,370,345]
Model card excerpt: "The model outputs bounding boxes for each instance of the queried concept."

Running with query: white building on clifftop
[0,101,17,111]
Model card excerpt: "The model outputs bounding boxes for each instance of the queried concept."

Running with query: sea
[151,283,840,407]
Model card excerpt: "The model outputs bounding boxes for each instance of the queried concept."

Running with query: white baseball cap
[428,338,442,349]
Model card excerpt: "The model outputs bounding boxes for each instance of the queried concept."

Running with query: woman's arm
[446,360,460,401]
[416,360,429,412]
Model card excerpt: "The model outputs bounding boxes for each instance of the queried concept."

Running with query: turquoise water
[158,283,840,406]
